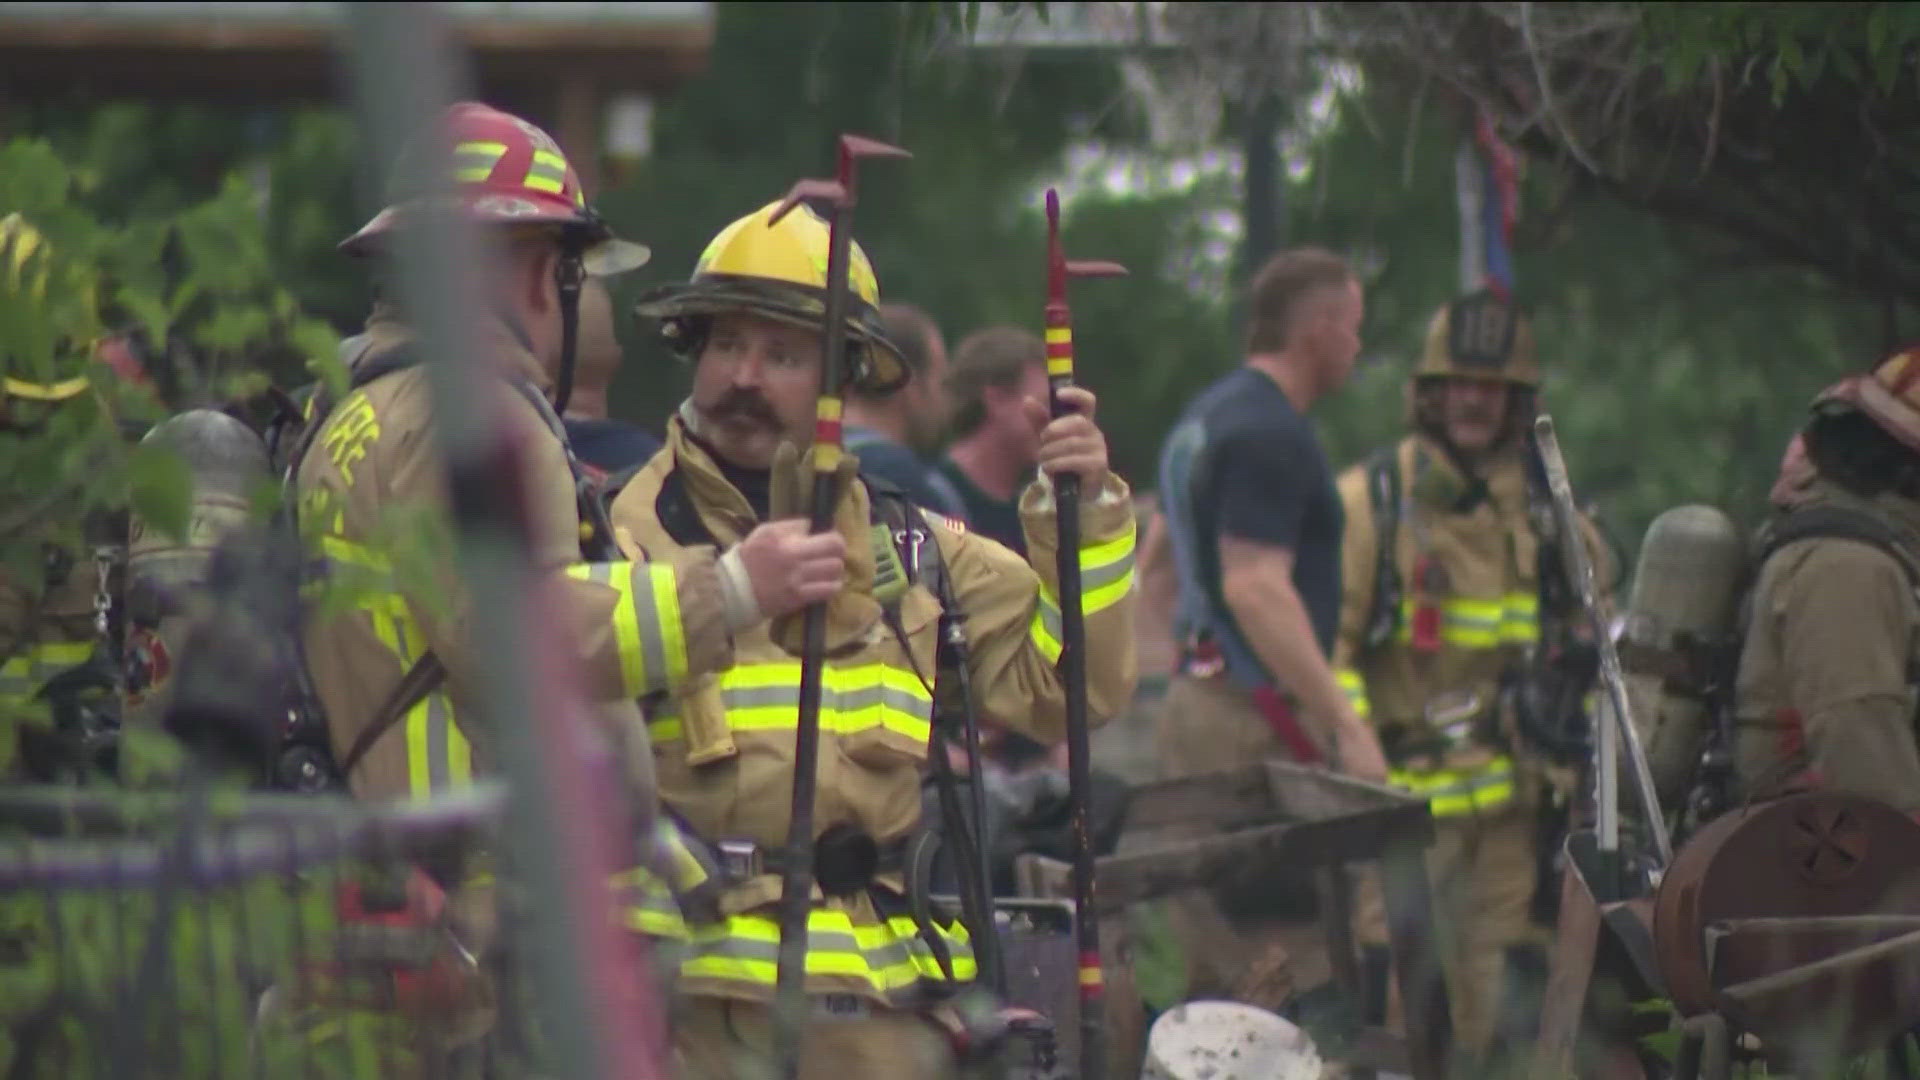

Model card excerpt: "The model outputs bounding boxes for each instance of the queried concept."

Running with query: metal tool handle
[1533,415,1672,866]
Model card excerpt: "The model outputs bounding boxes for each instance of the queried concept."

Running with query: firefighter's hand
[1333,706,1391,785]
[736,519,847,620]
[1024,386,1109,490]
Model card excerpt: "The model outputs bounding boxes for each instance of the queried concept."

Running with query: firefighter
[1732,350,1920,813]
[300,101,842,806]
[1,211,150,780]
[287,103,850,1071]
[0,372,105,779]
[1332,289,1608,1067]
[609,199,1138,1078]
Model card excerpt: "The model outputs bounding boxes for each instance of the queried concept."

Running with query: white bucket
[1140,1000,1324,1080]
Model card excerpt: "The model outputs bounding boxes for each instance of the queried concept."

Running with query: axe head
[838,134,912,162]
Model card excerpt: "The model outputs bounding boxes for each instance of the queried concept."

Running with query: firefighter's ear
[512,240,561,319]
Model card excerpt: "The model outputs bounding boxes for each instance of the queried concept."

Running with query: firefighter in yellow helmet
[609,200,1138,1078]
[1332,289,1612,1067]
[1733,349,1920,812]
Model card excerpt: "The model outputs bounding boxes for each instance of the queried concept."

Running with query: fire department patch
[125,626,171,705]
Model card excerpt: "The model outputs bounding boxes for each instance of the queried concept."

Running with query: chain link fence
[0,780,563,1079]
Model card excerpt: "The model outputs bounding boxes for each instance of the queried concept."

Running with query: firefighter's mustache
[707,391,779,428]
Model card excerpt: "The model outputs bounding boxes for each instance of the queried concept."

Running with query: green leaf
[118,289,171,351]
[126,442,193,544]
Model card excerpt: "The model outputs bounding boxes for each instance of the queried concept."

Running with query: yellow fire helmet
[634,200,907,393]
[2,213,95,408]
[1815,347,1920,454]
[1415,288,1540,389]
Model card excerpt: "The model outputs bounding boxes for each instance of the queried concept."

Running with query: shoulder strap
[336,652,447,779]
[867,490,952,615]
[1363,445,1403,649]
[1760,504,1920,587]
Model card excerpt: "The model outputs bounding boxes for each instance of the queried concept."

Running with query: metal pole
[767,135,910,1077]
[1533,416,1672,867]
[339,5,666,1075]
[1043,189,1126,1080]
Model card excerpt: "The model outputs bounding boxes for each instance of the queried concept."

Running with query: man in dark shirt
[1150,246,1388,1014]
[937,326,1054,555]
[842,301,965,516]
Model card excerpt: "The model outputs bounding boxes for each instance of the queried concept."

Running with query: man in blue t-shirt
[841,301,966,517]
[1152,246,1388,1014]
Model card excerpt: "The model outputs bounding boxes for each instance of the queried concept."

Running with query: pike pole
[1043,188,1126,1080]
[767,135,910,1078]
[1532,415,1671,869]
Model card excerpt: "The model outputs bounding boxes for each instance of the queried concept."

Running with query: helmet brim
[1412,370,1540,389]
[635,277,907,393]
[1817,374,1920,455]
[338,193,615,257]
[584,238,652,277]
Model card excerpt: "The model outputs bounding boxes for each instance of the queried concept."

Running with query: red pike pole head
[1043,187,1126,407]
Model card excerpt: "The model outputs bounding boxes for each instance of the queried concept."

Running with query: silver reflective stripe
[1037,596,1064,640]
[426,691,452,792]
[721,684,929,718]
[630,566,669,693]
[1082,548,1136,594]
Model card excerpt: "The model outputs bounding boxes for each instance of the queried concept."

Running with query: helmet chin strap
[552,240,587,416]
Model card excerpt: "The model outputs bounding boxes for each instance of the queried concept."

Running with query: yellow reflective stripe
[1029,525,1137,647]
[627,907,690,938]
[651,562,689,689]
[721,663,932,743]
[652,815,710,893]
[1389,756,1515,817]
[2,375,90,401]
[614,864,692,940]
[1335,668,1371,720]
[1030,598,1064,663]
[1396,594,1537,649]
[1084,568,1135,616]
[566,561,690,697]
[1500,592,1538,644]
[679,910,976,994]
[0,641,96,702]
[361,599,466,798]
[319,535,391,572]
[453,140,508,183]
[649,664,934,743]
[524,149,569,194]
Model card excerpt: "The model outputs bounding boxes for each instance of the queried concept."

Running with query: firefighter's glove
[926,990,1057,1070]
[766,441,882,655]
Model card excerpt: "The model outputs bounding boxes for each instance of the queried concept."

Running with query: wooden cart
[1015,760,1454,1080]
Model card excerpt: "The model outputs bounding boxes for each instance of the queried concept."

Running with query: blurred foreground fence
[0,781,550,1079]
